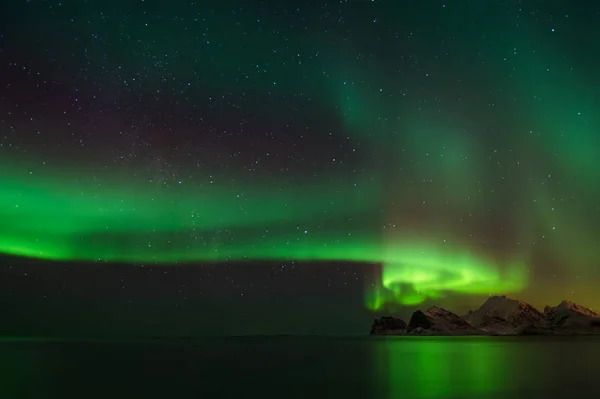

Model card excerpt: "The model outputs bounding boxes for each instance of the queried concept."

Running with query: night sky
[1,0,599,337]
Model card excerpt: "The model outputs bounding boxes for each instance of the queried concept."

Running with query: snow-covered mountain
[407,306,479,335]
[544,300,600,332]
[463,295,547,334]
[545,300,597,318]
[370,296,600,336]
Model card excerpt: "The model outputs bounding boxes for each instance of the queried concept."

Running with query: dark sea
[1,336,599,399]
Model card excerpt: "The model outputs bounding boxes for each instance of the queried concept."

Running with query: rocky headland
[370,296,600,336]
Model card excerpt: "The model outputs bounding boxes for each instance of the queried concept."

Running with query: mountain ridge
[370,296,600,336]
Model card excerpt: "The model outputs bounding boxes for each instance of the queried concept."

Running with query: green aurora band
[0,159,528,309]
[2,2,599,309]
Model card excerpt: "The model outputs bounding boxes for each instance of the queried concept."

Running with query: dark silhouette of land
[370,296,600,336]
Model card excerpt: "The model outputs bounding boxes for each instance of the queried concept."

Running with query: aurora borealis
[1,0,600,334]
[0,157,529,307]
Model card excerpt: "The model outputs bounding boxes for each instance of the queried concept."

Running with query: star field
[0,0,599,335]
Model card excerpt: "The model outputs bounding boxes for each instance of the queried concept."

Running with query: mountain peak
[558,299,577,308]
[425,306,450,315]
[552,300,597,318]
[370,296,600,336]
[408,307,477,335]
[465,295,546,329]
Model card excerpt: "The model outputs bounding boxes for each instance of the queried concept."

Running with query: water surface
[1,336,598,398]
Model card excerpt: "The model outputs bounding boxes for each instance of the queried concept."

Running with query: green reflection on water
[373,337,509,398]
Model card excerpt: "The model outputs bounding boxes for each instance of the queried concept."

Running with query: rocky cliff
[406,306,480,335]
[370,316,407,335]
[370,296,600,336]
[463,295,547,335]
